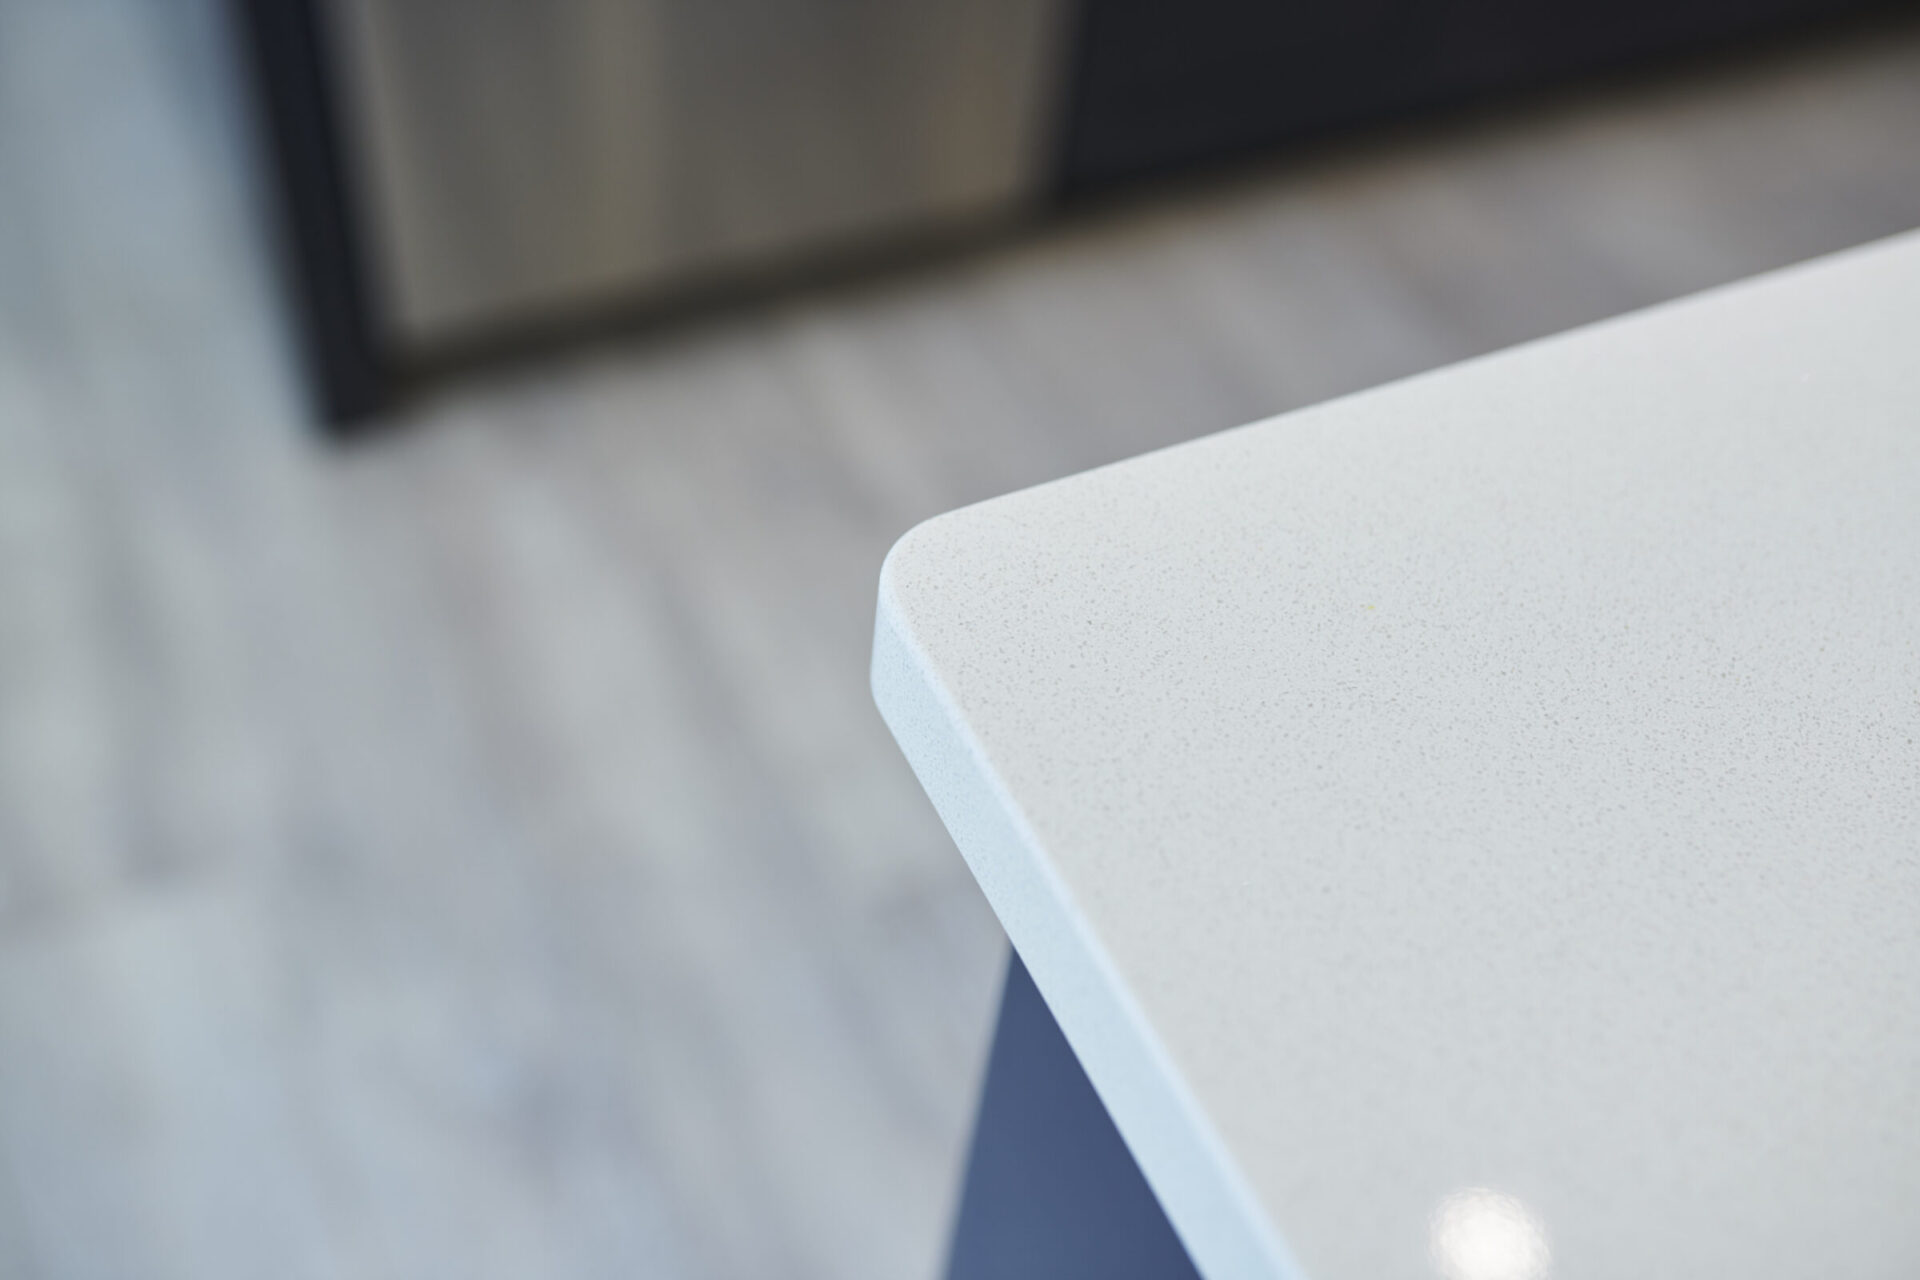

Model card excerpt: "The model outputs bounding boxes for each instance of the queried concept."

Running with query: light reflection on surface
[1428,1187,1552,1280]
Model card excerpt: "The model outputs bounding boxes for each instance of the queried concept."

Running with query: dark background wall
[1058,0,1867,189]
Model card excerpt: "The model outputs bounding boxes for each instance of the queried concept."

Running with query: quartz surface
[872,230,1920,1280]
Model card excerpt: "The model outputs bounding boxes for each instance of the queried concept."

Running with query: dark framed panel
[227,0,1063,434]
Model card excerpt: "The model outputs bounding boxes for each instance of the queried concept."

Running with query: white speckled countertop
[872,230,1920,1280]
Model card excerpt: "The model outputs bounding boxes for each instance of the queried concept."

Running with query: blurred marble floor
[2,2,1919,1278]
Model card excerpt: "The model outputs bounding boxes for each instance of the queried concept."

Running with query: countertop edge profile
[870,527,1308,1280]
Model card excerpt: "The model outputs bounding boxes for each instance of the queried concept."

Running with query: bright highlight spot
[1429,1187,1551,1280]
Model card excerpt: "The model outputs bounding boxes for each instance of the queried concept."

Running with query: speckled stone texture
[874,231,1920,1280]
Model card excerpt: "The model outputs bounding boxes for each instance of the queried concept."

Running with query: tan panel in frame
[324,0,1070,351]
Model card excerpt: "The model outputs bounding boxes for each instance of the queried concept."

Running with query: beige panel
[324,0,1069,349]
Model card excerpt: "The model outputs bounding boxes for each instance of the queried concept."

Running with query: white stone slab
[872,231,1920,1280]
